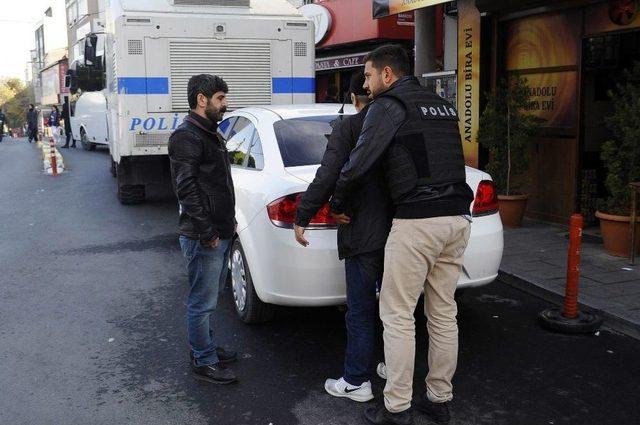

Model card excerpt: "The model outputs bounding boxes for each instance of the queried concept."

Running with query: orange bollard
[50,137,58,176]
[563,214,583,319]
[538,213,602,333]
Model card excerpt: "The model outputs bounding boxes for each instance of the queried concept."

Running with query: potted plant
[596,63,640,257]
[478,75,544,228]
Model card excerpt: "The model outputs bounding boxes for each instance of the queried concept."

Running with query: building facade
[65,0,105,66]
[33,3,69,107]
[303,0,415,102]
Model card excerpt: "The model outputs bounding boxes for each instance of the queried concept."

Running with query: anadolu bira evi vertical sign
[457,0,480,168]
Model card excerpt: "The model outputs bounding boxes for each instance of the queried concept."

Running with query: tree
[0,78,35,129]
[477,75,544,195]
[600,62,640,215]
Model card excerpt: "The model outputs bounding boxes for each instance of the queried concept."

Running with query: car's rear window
[273,115,339,167]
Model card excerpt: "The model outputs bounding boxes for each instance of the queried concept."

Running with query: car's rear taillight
[472,180,499,217]
[267,193,337,228]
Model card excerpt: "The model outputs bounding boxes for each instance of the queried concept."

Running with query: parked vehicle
[218,104,505,323]
[69,0,315,205]
[70,92,109,151]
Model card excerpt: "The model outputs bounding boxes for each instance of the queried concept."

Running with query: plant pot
[498,194,529,228]
[595,211,640,257]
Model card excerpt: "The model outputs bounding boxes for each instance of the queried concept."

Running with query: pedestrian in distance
[48,105,61,145]
[328,45,475,425]
[0,107,6,143]
[294,70,393,403]
[61,98,75,148]
[26,104,38,143]
[168,74,238,385]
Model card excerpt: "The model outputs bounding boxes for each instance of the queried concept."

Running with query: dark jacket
[0,112,6,133]
[27,109,38,130]
[168,111,236,243]
[330,76,474,219]
[49,110,60,127]
[296,107,393,259]
[62,102,72,132]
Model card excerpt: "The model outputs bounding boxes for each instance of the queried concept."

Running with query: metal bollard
[538,213,602,333]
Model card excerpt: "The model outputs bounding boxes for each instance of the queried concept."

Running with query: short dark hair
[364,44,411,77]
[349,70,367,96]
[187,74,228,109]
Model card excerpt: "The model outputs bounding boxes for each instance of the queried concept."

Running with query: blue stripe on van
[272,77,315,94]
[118,77,169,95]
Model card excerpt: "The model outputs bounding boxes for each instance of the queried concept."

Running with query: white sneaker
[376,362,387,380]
[324,377,374,402]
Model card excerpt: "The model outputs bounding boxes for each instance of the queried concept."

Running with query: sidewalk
[499,219,640,339]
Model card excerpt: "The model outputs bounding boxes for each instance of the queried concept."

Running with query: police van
[73,0,315,204]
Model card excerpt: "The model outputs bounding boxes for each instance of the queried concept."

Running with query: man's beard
[205,102,226,123]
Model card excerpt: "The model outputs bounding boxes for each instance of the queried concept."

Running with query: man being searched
[294,70,393,403]
[168,74,238,385]
[329,45,474,425]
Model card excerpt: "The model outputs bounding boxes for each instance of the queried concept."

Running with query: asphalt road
[1,137,639,425]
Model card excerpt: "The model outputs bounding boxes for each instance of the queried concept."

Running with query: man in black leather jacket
[330,46,474,425]
[168,74,238,385]
[294,71,392,403]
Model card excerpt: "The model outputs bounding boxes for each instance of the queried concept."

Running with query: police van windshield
[273,115,338,167]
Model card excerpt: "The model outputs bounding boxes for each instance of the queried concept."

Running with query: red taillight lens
[473,180,499,217]
[267,193,337,228]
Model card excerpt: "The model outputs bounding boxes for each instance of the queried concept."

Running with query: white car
[70,91,109,151]
[219,104,504,323]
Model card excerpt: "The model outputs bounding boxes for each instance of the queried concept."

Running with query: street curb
[498,271,640,341]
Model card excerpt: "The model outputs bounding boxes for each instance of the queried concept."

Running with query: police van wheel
[117,184,145,205]
[230,239,275,324]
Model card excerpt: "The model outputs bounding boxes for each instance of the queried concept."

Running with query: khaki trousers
[380,216,471,413]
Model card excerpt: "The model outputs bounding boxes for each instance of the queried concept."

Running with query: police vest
[380,84,466,203]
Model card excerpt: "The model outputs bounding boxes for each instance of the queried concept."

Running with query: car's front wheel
[230,239,274,324]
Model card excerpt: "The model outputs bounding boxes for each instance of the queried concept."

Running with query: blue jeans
[343,250,383,386]
[179,236,231,366]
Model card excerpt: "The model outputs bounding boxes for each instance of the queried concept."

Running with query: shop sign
[315,53,369,71]
[586,1,640,35]
[59,61,69,95]
[373,0,449,18]
[457,0,480,168]
[397,12,415,26]
[299,4,332,45]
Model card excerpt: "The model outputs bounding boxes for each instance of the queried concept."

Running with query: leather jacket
[295,107,393,259]
[168,111,236,243]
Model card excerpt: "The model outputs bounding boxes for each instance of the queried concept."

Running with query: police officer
[26,104,38,143]
[329,45,474,425]
[0,107,6,143]
[294,71,392,403]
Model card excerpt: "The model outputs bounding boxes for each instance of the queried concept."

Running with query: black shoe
[363,406,412,425]
[413,395,450,425]
[61,145,69,148]
[191,360,237,384]
[190,347,238,364]
[71,144,76,148]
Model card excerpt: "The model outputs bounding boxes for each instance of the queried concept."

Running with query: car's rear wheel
[230,239,274,324]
